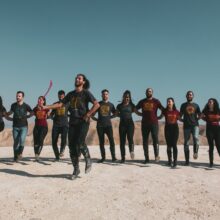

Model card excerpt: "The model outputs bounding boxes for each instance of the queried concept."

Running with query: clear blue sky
[0,0,220,118]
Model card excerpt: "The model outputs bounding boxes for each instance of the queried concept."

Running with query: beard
[75,81,82,87]
[147,94,152,99]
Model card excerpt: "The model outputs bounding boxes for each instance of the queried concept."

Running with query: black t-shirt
[10,102,33,127]
[180,102,201,128]
[116,103,135,123]
[0,106,6,123]
[62,89,96,125]
[51,101,69,127]
[96,101,116,127]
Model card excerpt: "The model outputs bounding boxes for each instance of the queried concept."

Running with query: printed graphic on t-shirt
[207,114,219,122]
[167,114,178,124]
[186,105,195,114]
[56,107,66,116]
[36,111,46,120]
[100,105,110,116]
[70,97,79,109]
[143,102,154,111]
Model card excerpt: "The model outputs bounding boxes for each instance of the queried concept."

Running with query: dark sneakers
[97,158,105,163]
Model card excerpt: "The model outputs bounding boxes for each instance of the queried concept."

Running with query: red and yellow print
[143,102,154,111]
[167,114,177,124]
[36,110,46,120]
[207,114,220,122]
[186,105,195,114]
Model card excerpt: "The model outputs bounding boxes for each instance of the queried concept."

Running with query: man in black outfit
[93,89,117,163]
[51,90,69,161]
[44,74,99,180]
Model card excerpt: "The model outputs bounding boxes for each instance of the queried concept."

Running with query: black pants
[206,125,220,164]
[68,121,90,163]
[97,126,116,159]
[33,125,48,155]
[141,123,159,159]
[119,121,134,159]
[52,126,68,159]
[165,124,179,162]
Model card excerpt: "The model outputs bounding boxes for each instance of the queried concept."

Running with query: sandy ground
[0,145,220,220]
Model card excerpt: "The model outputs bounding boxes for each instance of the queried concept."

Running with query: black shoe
[120,159,125,163]
[143,159,149,164]
[112,157,117,162]
[85,158,92,174]
[71,168,80,180]
[184,161,189,166]
[209,162,213,168]
[167,161,172,166]
[97,158,105,163]
[173,161,177,168]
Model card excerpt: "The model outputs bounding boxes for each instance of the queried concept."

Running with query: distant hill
[0,120,208,147]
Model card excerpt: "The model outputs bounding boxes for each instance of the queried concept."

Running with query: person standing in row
[43,74,99,180]
[0,96,6,133]
[6,91,34,162]
[33,96,50,161]
[202,98,220,167]
[116,90,141,163]
[180,91,201,166]
[93,89,117,163]
[136,88,163,163]
[51,90,69,161]
[160,98,180,167]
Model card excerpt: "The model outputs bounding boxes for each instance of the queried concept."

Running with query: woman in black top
[116,90,141,163]
[202,98,220,167]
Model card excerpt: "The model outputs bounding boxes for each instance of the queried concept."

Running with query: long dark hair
[36,96,46,107]
[77,73,90,90]
[165,97,177,111]
[203,98,220,114]
[121,90,134,105]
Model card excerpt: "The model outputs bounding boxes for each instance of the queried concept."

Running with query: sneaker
[184,161,190,166]
[143,159,149,164]
[120,159,125,163]
[112,157,117,162]
[130,151,135,160]
[155,156,160,162]
[97,158,105,163]
[173,161,177,168]
[54,158,60,162]
[193,153,198,159]
[167,161,172,166]
[59,152,64,157]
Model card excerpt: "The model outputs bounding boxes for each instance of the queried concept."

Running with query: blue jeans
[12,126,28,159]
[183,126,199,153]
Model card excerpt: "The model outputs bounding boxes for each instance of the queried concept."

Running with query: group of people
[0,73,220,180]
